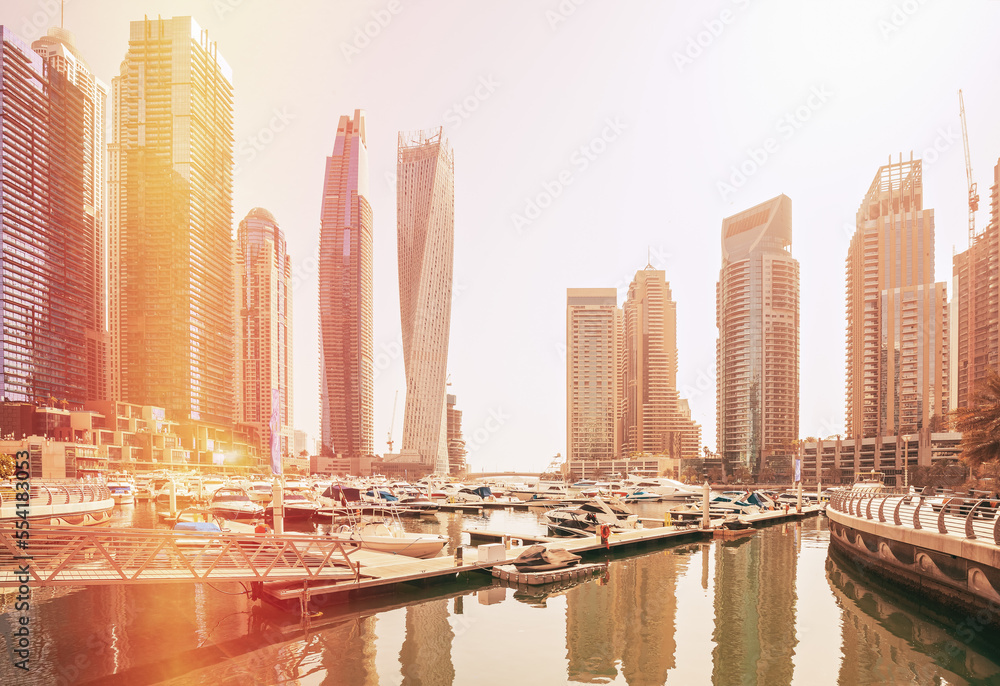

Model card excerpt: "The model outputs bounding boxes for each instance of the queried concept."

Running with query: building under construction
[953,158,1000,410]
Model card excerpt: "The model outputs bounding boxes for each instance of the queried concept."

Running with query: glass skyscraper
[319,110,374,458]
[109,16,235,424]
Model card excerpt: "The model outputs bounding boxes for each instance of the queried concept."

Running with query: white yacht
[624,476,702,501]
[106,472,136,506]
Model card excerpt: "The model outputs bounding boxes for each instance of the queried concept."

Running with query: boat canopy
[322,485,361,502]
[366,489,399,502]
[461,486,493,498]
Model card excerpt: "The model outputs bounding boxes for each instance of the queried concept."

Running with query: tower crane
[387,390,398,453]
[959,89,980,244]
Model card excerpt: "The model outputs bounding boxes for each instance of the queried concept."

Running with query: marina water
[3,503,1000,685]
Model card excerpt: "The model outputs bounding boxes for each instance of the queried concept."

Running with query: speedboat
[266,487,319,522]
[543,497,638,536]
[624,476,702,501]
[155,481,197,507]
[247,481,274,503]
[510,482,570,502]
[209,487,265,521]
[624,490,661,502]
[454,486,494,503]
[325,521,447,559]
[106,472,136,506]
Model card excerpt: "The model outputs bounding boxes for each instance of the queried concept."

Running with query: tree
[953,368,1000,470]
[0,453,15,479]
[298,449,308,457]
[707,467,723,484]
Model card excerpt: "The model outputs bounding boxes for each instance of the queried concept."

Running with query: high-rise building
[846,156,949,438]
[952,157,1000,411]
[397,128,454,473]
[566,289,620,465]
[620,268,701,459]
[318,110,373,458]
[32,27,109,403]
[717,194,800,475]
[109,16,235,425]
[0,27,90,406]
[446,393,467,475]
[236,208,293,459]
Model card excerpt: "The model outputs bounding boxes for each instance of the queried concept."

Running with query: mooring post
[169,478,177,517]
[701,481,710,529]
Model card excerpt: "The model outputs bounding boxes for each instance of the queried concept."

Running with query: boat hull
[327,533,447,559]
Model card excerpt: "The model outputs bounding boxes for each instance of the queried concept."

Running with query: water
[4,502,1000,685]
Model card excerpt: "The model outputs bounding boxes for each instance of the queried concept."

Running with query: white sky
[4,0,1000,472]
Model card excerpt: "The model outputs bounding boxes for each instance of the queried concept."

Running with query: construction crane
[387,390,398,453]
[959,89,980,244]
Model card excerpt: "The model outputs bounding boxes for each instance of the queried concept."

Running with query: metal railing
[0,482,111,508]
[828,489,1000,546]
[0,526,362,586]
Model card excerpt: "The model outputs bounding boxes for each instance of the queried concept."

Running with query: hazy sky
[5,0,1000,472]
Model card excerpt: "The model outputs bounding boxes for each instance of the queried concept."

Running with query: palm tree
[953,368,1000,470]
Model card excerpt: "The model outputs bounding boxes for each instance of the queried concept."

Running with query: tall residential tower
[318,110,374,458]
[620,268,701,459]
[845,156,949,438]
[397,128,455,473]
[236,208,294,458]
[109,16,235,424]
[32,27,109,403]
[0,27,90,406]
[717,195,800,476]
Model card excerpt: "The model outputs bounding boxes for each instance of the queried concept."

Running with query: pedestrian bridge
[0,526,362,586]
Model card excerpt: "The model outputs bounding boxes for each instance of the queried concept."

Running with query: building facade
[620,268,701,459]
[446,394,467,475]
[846,156,949,439]
[397,128,454,473]
[566,289,620,467]
[717,194,800,476]
[109,16,235,425]
[952,157,1000,411]
[318,110,374,458]
[0,27,90,407]
[236,208,293,460]
[32,27,110,404]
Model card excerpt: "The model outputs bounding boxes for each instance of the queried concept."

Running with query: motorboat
[200,476,228,498]
[453,486,493,503]
[325,521,448,559]
[709,490,775,515]
[623,490,662,502]
[624,476,702,501]
[247,481,274,504]
[155,481,197,508]
[851,470,886,494]
[106,472,136,506]
[266,487,319,522]
[510,482,570,502]
[543,497,638,536]
[209,487,265,521]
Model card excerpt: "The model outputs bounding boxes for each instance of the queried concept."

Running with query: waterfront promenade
[826,489,1000,626]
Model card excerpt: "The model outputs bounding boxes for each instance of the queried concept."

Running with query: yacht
[543,497,638,536]
[209,487,265,521]
[510,482,570,502]
[325,521,447,559]
[106,472,136,506]
[266,486,319,522]
[624,476,702,501]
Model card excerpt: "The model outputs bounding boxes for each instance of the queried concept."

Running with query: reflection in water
[827,550,1000,685]
[8,508,1000,685]
[712,527,797,686]
[565,550,686,683]
[400,600,455,684]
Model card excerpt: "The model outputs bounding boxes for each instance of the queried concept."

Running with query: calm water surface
[3,502,1000,685]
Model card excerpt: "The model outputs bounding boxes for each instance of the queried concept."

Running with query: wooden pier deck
[463,529,555,545]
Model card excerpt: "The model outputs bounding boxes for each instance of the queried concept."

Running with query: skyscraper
[318,110,373,458]
[952,157,1000,411]
[32,27,109,403]
[109,16,235,424]
[236,208,293,458]
[566,289,620,465]
[846,156,949,438]
[620,268,701,459]
[446,394,467,475]
[717,194,799,476]
[397,128,454,473]
[0,27,89,406]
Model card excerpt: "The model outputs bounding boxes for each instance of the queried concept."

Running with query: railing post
[878,496,888,523]
[866,496,874,520]
[912,497,923,530]
[965,500,984,540]
[938,498,955,535]
[893,497,904,525]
